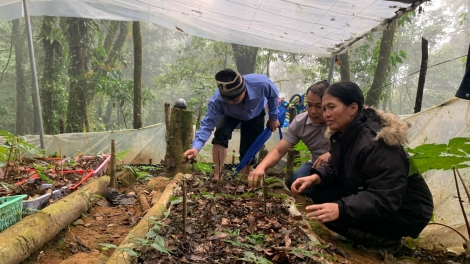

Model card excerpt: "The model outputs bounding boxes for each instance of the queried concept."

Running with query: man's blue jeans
[289,162,314,196]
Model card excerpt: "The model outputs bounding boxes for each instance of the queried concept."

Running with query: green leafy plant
[407,137,470,243]
[0,181,14,191]
[31,164,54,184]
[0,130,43,167]
[99,243,140,261]
[116,149,132,164]
[246,233,266,246]
[407,137,470,175]
[200,190,216,201]
[238,251,273,264]
[193,161,214,174]
[293,140,311,170]
[289,246,324,259]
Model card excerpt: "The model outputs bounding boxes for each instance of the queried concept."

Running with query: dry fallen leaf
[207,233,228,240]
[284,233,292,247]
[189,254,205,261]
[221,218,230,226]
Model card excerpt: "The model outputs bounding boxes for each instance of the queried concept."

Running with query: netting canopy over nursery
[0,0,421,56]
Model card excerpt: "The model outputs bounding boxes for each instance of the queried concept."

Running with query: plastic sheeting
[403,98,470,252]
[0,0,426,56]
[23,97,470,250]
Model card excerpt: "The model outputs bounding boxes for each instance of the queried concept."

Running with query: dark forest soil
[17,168,468,264]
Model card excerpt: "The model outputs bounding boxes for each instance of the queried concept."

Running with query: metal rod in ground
[183,178,187,238]
[109,139,117,188]
[456,168,470,203]
[453,167,470,239]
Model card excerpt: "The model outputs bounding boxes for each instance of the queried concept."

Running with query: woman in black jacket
[291,82,433,251]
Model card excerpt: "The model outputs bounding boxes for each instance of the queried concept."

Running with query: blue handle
[278,127,282,139]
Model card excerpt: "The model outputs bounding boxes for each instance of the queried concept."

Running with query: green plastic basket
[0,194,27,232]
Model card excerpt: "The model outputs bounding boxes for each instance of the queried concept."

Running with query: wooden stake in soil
[59,140,63,179]
[235,158,252,192]
[263,172,267,213]
[182,178,187,238]
[214,149,222,193]
[3,142,14,176]
[455,168,470,203]
[109,139,117,188]
[232,150,236,164]
[453,167,470,239]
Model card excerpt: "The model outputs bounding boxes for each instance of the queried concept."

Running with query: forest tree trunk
[41,16,59,134]
[164,107,193,178]
[133,21,143,129]
[13,19,26,135]
[365,20,397,107]
[66,17,89,133]
[107,21,130,69]
[231,44,258,74]
[339,51,351,82]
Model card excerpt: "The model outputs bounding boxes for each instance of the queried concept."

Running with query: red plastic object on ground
[14,169,38,186]
[69,170,95,190]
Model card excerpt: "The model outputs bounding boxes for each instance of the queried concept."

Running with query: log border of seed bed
[0,176,110,264]
[106,172,186,264]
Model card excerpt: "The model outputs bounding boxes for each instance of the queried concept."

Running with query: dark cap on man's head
[215,69,246,100]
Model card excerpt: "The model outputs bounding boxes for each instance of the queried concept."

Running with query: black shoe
[345,228,403,254]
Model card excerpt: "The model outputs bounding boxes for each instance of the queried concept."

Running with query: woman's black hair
[325,82,364,111]
[306,80,330,98]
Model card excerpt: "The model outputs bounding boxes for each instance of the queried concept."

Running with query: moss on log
[0,176,110,264]
[106,173,187,264]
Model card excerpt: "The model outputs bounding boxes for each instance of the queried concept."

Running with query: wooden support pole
[286,107,297,183]
[109,139,117,188]
[414,37,428,113]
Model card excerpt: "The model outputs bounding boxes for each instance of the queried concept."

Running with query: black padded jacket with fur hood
[312,108,433,238]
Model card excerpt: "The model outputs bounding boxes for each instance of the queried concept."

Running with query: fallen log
[0,176,110,264]
[106,173,186,264]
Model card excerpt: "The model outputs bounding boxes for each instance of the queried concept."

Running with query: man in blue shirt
[184,69,280,181]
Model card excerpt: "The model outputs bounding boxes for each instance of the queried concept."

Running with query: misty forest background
[0,0,468,136]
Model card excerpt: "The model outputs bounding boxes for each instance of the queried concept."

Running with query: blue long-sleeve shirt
[192,74,279,151]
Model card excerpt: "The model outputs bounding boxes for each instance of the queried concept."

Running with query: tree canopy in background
[0,0,467,135]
